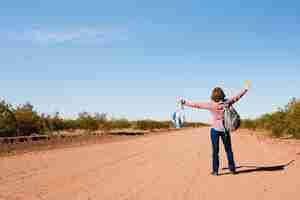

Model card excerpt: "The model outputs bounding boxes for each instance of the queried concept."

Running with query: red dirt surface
[0,128,299,200]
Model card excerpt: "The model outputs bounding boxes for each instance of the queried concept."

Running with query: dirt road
[1,128,299,200]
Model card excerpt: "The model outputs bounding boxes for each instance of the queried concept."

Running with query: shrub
[77,112,99,131]
[111,118,132,129]
[63,119,80,130]
[40,112,65,133]
[134,120,171,130]
[14,102,44,136]
[286,99,300,138]
[0,100,17,137]
[100,118,132,130]
[268,111,288,137]
[241,98,300,138]
[241,119,256,130]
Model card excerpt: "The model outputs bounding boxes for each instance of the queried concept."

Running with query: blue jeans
[210,128,236,173]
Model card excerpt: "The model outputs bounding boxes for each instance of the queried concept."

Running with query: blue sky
[0,0,299,122]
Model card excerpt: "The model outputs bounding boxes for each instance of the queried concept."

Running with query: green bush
[14,102,44,136]
[134,120,171,130]
[100,118,132,130]
[268,111,288,137]
[40,112,66,133]
[241,119,256,130]
[286,99,300,138]
[50,112,65,132]
[111,118,132,129]
[241,98,300,138]
[63,119,80,130]
[77,112,99,131]
[0,100,17,137]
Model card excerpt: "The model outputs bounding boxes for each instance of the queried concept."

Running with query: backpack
[223,102,241,132]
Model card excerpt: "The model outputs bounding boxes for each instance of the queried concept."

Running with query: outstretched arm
[183,100,212,110]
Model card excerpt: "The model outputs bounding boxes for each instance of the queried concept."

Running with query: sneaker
[230,169,238,175]
[210,171,219,176]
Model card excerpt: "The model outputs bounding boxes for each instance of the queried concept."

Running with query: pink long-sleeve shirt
[185,89,248,131]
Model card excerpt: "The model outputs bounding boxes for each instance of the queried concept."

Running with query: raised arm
[183,100,212,110]
[227,89,248,105]
[227,81,251,105]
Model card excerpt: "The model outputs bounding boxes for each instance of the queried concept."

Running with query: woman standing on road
[182,81,251,176]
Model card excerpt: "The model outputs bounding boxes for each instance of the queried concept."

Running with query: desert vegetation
[241,98,300,138]
[0,99,207,138]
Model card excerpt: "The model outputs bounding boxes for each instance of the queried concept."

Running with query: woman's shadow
[219,160,295,175]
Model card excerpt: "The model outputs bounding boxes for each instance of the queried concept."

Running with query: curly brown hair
[211,87,226,102]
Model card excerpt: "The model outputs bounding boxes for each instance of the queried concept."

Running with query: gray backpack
[223,102,241,132]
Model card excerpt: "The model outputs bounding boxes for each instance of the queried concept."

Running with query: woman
[182,81,251,176]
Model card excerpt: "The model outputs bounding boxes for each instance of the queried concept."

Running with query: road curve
[0,128,299,200]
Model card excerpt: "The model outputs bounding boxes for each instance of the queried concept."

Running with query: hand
[244,80,251,90]
[180,99,186,105]
[177,97,186,105]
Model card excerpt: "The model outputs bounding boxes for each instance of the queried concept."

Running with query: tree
[14,102,43,136]
[0,100,17,137]
[287,98,300,138]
